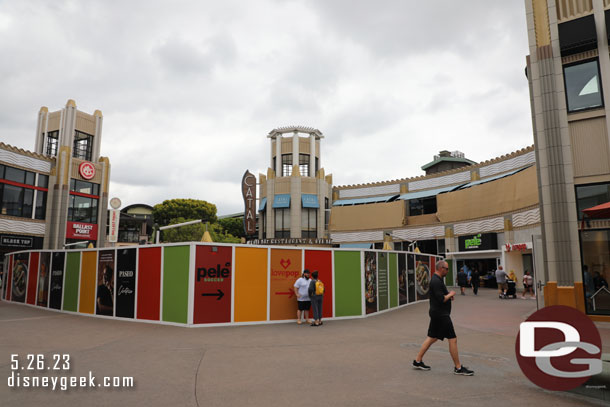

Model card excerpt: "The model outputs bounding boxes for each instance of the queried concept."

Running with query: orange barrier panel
[78,251,97,314]
[269,248,301,321]
[234,247,268,322]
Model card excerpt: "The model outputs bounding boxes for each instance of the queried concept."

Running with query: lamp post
[155,219,204,244]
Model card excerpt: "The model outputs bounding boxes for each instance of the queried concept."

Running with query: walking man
[413,260,474,376]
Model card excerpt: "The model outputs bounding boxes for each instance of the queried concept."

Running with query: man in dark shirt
[412,260,474,376]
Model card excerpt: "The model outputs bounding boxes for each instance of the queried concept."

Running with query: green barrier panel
[63,252,81,312]
[389,253,398,308]
[446,259,454,286]
[162,246,190,324]
[334,251,362,317]
[378,252,389,311]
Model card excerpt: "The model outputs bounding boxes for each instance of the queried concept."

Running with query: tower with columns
[258,126,332,241]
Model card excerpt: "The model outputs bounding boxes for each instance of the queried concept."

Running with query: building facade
[329,147,541,288]
[257,126,332,243]
[0,100,110,274]
[525,0,610,319]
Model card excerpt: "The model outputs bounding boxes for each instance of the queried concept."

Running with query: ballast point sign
[66,221,98,240]
[79,161,96,180]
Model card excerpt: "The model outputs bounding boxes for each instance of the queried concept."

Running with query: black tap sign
[49,252,65,310]
[116,248,137,318]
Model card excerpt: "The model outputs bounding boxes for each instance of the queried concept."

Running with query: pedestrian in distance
[471,267,480,296]
[522,270,534,299]
[293,269,312,325]
[308,270,324,326]
[495,266,509,299]
[457,267,468,295]
[412,260,474,376]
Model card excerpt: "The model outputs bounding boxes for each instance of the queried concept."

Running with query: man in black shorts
[412,260,474,376]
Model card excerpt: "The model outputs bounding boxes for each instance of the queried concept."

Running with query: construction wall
[2,243,441,327]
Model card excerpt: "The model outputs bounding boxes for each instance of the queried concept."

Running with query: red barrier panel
[26,252,39,305]
[193,245,232,324]
[136,247,161,321]
[305,250,333,318]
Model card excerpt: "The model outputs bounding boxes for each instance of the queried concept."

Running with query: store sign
[108,209,120,243]
[458,233,497,251]
[505,243,531,252]
[79,162,96,180]
[66,221,98,240]
[241,170,257,236]
[0,234,43,249]
[250,238,332,246]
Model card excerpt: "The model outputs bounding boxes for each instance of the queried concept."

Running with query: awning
[259,197,267,212]
[302,194,320,208]
[273,194,290,208]
[582,201,610,219]
[333,194,399,206]
[398,185,463,201]
[457,166,530,190]
[559,14,597,56]
[340,243,372,249]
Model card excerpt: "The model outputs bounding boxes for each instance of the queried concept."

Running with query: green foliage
[161,217,204,243]
[152,199,217,227]
[160,218,242,244]
[218,217,245,238]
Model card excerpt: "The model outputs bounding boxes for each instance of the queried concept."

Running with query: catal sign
[241,170,256,236]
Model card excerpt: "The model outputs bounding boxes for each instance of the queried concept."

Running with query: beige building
[525,0,610,320]
[257,126,332,243]
[330,147,541,287]
[0,100,110,270]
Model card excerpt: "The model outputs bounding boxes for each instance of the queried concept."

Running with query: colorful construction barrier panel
[1,243,441,327]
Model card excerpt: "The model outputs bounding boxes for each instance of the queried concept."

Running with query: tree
[218,217,246,238]
[152,199,217,226]
[160,218,241,244]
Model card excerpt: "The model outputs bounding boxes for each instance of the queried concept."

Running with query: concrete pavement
[1,288,608,407]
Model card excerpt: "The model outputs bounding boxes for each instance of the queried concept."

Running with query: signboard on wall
[398,254,408,306]
[96,250,115,316]
[365,251,377,314]
[37,252,50,307]
[11,253,29,303]
[66,221,98,240]
[458,233,498,251]
[270,249,302,320]
[108,209,120,243]
[49,252,65,310]
[415,255,431,301]
[194,245,232,324]
[116,248,136,318]
[242,170,257,236]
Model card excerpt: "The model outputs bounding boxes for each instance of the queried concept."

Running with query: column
[309,134,315,177]
[292,131,299,176]
[275,134,282,176]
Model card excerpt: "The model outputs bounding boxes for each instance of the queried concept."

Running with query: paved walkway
[1,288,608,407]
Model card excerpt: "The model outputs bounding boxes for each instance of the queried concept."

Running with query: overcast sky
[0,0,532,216]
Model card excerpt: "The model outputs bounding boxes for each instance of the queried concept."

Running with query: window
[0,165,44,219]
[73,131,93,161]
[409,197,437,216]
[281,154,292,177]
[580,229,610,315]
[45,131,59,156]
[35,191,47,220]
[70,179,100,196]
[301,208,317,238]
[564,59,603,113]
[299,154,310,177]
[576,183,610,220]
[262,211,266,239]
[275,208,290,238]
[37,174,49,188]
[315,157,319,175]
[68,195,98,223]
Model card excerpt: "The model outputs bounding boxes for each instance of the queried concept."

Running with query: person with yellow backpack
[308,270,324,326]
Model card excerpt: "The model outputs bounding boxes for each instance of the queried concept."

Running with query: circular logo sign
[79,162,96,180]
[109,197,122,209]
[515,305,602,391]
